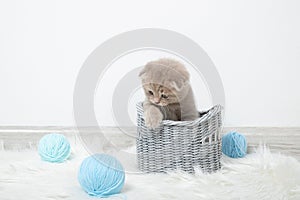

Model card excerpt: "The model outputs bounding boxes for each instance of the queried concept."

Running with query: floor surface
[0,127,299,160]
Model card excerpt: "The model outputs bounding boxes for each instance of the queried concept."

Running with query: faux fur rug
[1,145,300,200]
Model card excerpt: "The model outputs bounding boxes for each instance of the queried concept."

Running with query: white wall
[0,0,299,127]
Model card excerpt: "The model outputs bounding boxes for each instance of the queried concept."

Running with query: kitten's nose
[154,97,160,104]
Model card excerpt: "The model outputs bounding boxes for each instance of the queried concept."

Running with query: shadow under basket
[136,102,223,174]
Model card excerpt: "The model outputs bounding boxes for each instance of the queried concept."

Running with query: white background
[0,0,299,127]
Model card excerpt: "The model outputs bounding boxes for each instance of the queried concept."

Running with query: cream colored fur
[139,58,198,129]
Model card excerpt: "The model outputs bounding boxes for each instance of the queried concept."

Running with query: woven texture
[136,102,223,173]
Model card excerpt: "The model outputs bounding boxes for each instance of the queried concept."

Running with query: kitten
[139,58,198,129]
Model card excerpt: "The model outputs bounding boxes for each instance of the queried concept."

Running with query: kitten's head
[139,58,190,106]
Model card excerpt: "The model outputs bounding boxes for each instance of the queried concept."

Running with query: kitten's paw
[144,107,163,129]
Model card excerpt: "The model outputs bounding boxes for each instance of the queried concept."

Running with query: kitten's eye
[148,91,153,95]
[161,94,168,99]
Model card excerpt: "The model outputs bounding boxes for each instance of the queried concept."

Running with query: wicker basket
[136,102,223,173]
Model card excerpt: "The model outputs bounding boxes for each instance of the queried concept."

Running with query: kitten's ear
[180,68,190,81]
[170,69,190,91]
[170,80,189,91]
[138,67,146,79]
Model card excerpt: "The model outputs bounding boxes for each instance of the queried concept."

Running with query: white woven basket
[136,102,223,173]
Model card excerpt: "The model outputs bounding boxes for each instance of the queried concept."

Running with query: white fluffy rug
[1,145,300,200]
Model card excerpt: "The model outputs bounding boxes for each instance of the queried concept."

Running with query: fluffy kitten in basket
[139,58,198,129]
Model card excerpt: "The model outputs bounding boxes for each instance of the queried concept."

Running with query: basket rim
[136,102,223,127]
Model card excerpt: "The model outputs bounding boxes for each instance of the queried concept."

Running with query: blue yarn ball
[222,132,247,158]
[38,133,71,163]
[78,154,125,198]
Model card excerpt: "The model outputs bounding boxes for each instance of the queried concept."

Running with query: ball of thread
[38,133,71,163]
[222,132,247,158]
[78,154,125,198]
